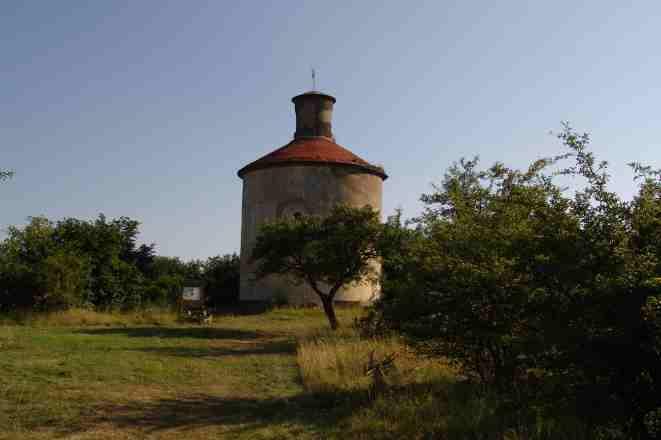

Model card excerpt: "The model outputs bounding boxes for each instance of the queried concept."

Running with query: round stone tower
[237,91,387,305]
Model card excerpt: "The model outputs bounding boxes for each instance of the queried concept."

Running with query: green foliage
[252,205,382,329]
[0,213,240,313]
[51,215,155,309]
[145,256,191,306]
[37,252,91,310]
[366,124,661,438]
[203,254,240,307]
[0,169,13,181]
[0,217,57,310]
[0,215,155,311]
[141,255,239,308]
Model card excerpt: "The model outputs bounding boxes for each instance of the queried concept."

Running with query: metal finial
[311,68,316,91]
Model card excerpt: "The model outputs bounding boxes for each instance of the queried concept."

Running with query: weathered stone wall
[292,93,335,139]
[239,164,383,305]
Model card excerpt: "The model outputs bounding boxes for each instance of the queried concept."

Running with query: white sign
[182,286,201,301]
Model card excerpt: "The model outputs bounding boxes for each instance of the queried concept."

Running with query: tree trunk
[320,295,339,330]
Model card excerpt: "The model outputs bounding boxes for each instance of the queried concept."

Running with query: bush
[367,125,661,438]
[300,326,590,439]
[203,254,239,307]
[0,217,241,313]
[37,252,90,310]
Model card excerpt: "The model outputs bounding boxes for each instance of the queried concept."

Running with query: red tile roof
[237,137,387,179]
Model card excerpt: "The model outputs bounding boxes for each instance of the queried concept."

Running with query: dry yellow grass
[1,307,589,439]
[1,307,362,439]
[297,328,456,394]
[0,326,19,349]
[0,307,178,327]
[296,328,592,440]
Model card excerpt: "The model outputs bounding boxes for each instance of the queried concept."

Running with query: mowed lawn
[0,307,370,440]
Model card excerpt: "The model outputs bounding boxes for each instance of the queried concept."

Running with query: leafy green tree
[373,154,577,390]
[0,217,91,310]
[203,254,240,307]
[143,256,194,306]
[0,217,56,310]
[150,256,188,278]
[38,251,91,310]
[0,213,235,312]
[51,215,147,308]
[0,214,160,311]
[0,170,13,181]
[359,209,424,337]
[252,205,382,329]
[140,255,238,308]
[368,125,660,438]
[548,128,661,437]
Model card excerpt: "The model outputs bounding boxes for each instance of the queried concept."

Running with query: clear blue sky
[2,1,660,260]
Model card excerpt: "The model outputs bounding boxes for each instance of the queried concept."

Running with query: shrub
[203,254,240,307]
[367,124,661,438]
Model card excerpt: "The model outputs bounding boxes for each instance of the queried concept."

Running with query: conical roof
[237,137,387,179]
[238,91,387,180]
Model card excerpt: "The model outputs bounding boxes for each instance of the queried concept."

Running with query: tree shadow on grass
[134,339,297,358]
[77,326,271,340]
[84,389,368,437]
[74,381,459,438]
[212,302,274,316]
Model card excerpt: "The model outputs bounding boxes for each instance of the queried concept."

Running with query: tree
[0,170,13,181]
[549,128,661,438]
[0,217,57,310]
[52,214,149,309]
[252,205,382,329]
[38,251,91,310]
[367,125,661,438]
[371,154,578,391]
[143,256,188,306]
[0,214,161,311]
[203,254,240,308]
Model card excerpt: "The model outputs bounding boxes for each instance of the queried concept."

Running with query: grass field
[0,307,586,440]
[0,307,457,440]
[1,307,326,439]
